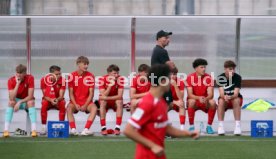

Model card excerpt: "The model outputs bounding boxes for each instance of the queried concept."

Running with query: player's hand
[170,79,177,86]
[51,99,57,106]
[14,101,21,112]
[167,61,175,69]
[107,76,116,87]
[199,96,206,103]
[151,144,164,157]
[99,95,107,100]
[224,95,231,102]
[190,130,200,139]
[80,105,87,112]
[75,104,81,111]
[15,76,22,84]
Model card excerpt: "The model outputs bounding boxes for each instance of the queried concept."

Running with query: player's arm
[100,85,112,96]
[56,89,65,102]
[82,87,93,107]
[205,86,214,100]
[130,88,147,99]
[166,124,199,139]
[187,87,200,100]
[124,123,164,157]
[174,85,184,100]
[105,88,124,100]
[19,88,34,103]
[8,82,20,101]
[69,87,77,106]
[41,88,54,102]
[218,87,225,99]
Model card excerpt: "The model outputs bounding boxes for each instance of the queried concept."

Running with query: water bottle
[200,122,204,135]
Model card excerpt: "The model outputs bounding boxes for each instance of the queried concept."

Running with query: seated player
[130,64,151,114]
[170,67,186,130]
[3,64,37,137]
[124,64,199,159]
[40,65,66,135]
[217,60,243,135]
[186,58,217,134]
[67,56,98,136]
[99,64,124,135]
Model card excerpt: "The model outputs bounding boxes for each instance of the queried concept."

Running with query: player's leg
[40,100,50,135]
[178,100,186,130]
[58,100,66,121]
[232,97,242,135]
[217,98,227,135]
[187,99,196,131]
[26,99,37,137]
[99,100,108,135]
[206,99,216,134]
[67,103,78,135]
[114,99,123,135]
[3,100,16,137]
[81,103,97,136]
[130,99,139,114]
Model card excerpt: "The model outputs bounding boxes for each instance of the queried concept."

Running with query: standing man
[151,30,175,105]
[3,64,37,137]
[124,64,199,159]
[217,60,243,135]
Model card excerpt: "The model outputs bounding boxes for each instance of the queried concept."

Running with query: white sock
[235,121,241,127]
[4,122,10,131]
[180,125,185,130]
[31,123,36,131]
[219,121,224,127]
[42,124,46,129]
[115,125,121,129]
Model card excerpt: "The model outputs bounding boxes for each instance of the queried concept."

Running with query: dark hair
[193,58,208,69]
[148,64,171,86]
[16,64,27,73]
[171,67,178,74]
[49,65,61,73]
[138,64,150,73]
[224,60,236,68]
[107,64,120,73]
[76,56,89,65]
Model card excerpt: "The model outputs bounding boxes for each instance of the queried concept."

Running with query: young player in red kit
[186,58,217,134]
[124,64,199,159]
[130,64,151,114]
[67,56,98,136]
[40,65,66,135]
[99,64,124,135]
[3,64,37,137]
[170,67,186,130]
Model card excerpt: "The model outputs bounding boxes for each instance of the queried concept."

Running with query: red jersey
[128,93,169,159]
[98,74,124,97]
[170,78,185,100]
[131,75,151,94]
[186,72,213,97]
[7,75,34,99]
[68,71,95,106]
[40,75,66,99]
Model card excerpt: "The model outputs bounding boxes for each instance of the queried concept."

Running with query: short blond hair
[76,56,89,65]
[16,64,27,73]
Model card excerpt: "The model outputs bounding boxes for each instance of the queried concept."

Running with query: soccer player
[99,64,124,135]
[67,56,98,136]
[124,64,199,159]
[3,64,37,137]
[186,58,217,134]
[217,60,243,135]
[130,64,151,114]
[170,67,186,130]
[40,65,66,135]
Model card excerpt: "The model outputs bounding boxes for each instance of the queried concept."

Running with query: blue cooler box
[47,121,69,138]
[251,120,273,138]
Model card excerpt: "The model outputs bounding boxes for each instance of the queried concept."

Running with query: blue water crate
[47,121,69,138]
[251,120,273,138]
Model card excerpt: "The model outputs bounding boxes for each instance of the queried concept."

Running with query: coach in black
[151,30,175,105]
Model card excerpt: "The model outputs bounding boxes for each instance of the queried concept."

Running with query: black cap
[156,30,172,40]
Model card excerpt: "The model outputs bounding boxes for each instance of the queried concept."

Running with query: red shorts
[224,97,243,110]
[99,100,117,112]
[68,101,94,114]
[41,99,66,111]
[187,100,208,113]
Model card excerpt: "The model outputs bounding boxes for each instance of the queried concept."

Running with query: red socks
[188,107,195,125]
[179,115,185,125]
[85,120,93,129]
[208,108,216,125]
